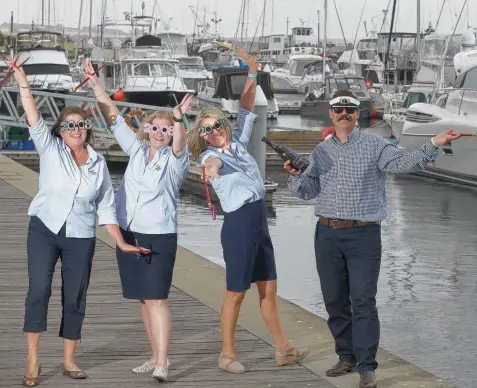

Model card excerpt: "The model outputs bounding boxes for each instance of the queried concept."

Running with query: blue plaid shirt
[287,129,439,222]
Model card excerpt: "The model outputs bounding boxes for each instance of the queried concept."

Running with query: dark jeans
[24,216,96,340]
[314,221,381,372]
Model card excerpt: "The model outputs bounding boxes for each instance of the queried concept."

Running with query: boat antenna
[332,0,348,46]
[435,0,446,31]
[383,0,398,75]
[348,0,367,66]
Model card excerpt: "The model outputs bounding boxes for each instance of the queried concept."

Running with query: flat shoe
[218,353,245,374]
[23,365,41,387]
[275,346,310,366]
[62,365,88,379]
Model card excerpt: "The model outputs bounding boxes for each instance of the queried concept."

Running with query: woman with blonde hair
[189,52,310,374]
[84,59,191,382]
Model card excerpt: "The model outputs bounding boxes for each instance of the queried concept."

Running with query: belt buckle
[330,219,341,228]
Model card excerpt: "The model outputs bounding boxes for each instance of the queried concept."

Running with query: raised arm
[5,57,54,154]
[171,94,193,156]
[82,59,141,156]
[377,130,461,173]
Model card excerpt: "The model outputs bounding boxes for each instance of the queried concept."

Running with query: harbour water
[108,115,476,387]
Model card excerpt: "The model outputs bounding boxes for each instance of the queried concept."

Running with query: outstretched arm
[237,49,259,112]
[171,94,193,157]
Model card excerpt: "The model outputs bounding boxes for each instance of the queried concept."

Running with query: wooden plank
[0,178,333,387]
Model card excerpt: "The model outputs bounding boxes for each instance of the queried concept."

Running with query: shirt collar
[331,127,360,144]
[208,142,236,154]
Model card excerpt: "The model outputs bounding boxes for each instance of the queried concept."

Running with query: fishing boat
[196,67,279,119]
[90,16,193,106]
[15,30,75,93]
[300,75,375,125]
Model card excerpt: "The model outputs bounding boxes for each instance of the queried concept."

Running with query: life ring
[125,108,144,130]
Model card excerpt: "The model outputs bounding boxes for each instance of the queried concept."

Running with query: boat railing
[197,79,214,95]
[427,87,477,115]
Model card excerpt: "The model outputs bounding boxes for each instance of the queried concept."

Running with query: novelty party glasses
[198,118,227,137]
[60,119,93,131]
[143,123,174,135]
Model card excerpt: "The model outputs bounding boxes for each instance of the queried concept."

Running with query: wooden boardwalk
[0,177,332,387]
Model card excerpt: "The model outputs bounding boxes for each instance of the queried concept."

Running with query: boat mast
[89,0,93,39]
[75,0,84,62]
[322,0,327,86]
[42,0,45,26]
[261,0,266,38]
[416,0,421,71]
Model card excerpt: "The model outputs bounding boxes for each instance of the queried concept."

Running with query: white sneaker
[132,359,170,373]
[152,365,168,381]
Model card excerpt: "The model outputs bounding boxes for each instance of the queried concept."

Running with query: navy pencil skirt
[221,199,277,292]
[116,228,178,300]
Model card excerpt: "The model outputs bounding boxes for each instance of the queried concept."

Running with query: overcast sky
[1,0,474,40]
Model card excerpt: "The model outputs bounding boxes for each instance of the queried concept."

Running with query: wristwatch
[173,116,183,123]
[430,137,439,148]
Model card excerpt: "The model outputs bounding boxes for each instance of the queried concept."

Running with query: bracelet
[20,85,30,89]
[94,91,106,98]
[248,73,257,78]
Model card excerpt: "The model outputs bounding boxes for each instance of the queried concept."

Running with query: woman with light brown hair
[84,59,191,382]
[189,52,309,374]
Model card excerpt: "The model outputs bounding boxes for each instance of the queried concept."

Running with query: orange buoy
[113,89,125,101]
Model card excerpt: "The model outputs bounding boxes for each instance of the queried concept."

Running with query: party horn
[214,41,259,61]
[461,133,477,136]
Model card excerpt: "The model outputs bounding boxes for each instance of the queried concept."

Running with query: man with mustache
[284,90,461,388]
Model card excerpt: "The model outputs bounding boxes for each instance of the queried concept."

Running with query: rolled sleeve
[232,107,257,147]
[95,164,118,226]
[28,116,54,154]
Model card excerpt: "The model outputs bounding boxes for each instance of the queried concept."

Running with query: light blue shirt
[27,117,118,238]
[287,129,438,222]
[111,116,190,234]
[199,107,264,213]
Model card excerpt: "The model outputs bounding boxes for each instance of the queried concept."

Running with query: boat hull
[400,103,477,185]
[122,90,190,107]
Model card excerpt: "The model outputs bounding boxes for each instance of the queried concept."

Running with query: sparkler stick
[72,63,105,93]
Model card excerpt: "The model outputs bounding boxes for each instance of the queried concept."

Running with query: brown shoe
[61,365,88,379]
[359,371,377,388]
[275,346,310,366]
[22,365,41,387]
[325,359,356,377]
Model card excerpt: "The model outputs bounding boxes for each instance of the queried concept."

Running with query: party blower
[261,136,309,172]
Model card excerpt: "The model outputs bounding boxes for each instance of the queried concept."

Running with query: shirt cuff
[28,115,46,131]
[98,214,118,226]
[238,106,258,123]
[110,114,125,130]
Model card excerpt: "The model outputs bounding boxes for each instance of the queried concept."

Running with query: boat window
[462,66,477,89]
[132,63,150,76]
[230,74,248,95]
[402,92,426,108]
[22,64,71,76]
[150,63,176,77]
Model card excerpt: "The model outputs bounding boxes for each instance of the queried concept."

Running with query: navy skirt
[116,228,178,300]
[221,200,277,292]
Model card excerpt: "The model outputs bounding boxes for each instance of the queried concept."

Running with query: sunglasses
[332,107,358,114]
[143,123,174,135]
[60,119,92,131]
[198,118,227,137]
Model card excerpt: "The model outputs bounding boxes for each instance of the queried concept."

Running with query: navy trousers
[24,216,96,340]
[314,221,381,372]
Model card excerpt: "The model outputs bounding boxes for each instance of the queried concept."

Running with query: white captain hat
[329,93,360,107]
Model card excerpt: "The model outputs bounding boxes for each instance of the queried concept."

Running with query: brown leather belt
[319,216,379,229]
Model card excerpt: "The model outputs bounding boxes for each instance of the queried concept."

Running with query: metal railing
[426,87,477,115]
[0,87,197,134]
